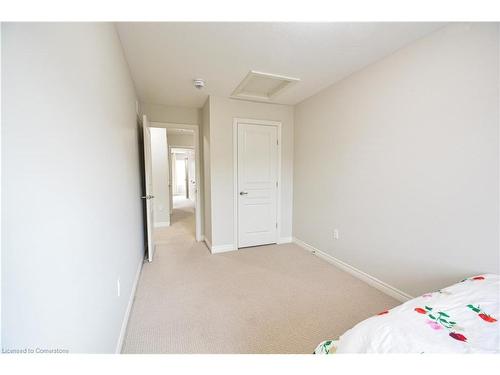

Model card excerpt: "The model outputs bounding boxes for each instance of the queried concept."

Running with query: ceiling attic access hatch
[231,71,300,102]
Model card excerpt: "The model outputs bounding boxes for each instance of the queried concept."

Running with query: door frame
[150,122,202,242]
[232,118,282,250]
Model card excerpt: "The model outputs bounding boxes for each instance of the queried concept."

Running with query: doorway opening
[169,147,196,237]
[170,148,195,201]
[148,122,201,252]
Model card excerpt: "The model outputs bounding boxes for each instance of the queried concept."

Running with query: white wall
[167,132,194,148]
[141,102,200,125]
[2,23,144,353]
[150,127,170,226]
[293,23,500,296]
[207,96,294,248]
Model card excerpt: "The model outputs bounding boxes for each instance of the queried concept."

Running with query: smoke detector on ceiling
[193,79,205,90]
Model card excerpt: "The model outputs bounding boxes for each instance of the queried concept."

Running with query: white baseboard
[278,237,293,244]
[115,258,143,353]
[154,221,170,228]
[204,237,291,254]
[211,244,235,254]
[203,237,236,254]
[292,237,413,303]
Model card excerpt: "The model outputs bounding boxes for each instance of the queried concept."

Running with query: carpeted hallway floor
[122,198,399,354]
[154,196,196,243]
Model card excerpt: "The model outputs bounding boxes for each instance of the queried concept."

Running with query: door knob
[141,195,155,199]
[239,191,248,195]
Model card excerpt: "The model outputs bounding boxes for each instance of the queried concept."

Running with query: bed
[314,274,499,353]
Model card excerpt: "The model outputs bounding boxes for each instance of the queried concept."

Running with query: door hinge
[277,140,279,146]
[276,222,278,229]
[276,181,278,188]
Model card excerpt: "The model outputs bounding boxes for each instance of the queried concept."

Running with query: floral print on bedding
[314,274,499,353]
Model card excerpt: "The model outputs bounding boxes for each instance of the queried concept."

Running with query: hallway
[154,196,195,243]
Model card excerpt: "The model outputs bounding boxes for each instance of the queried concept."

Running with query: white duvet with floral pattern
[315,274,500,353]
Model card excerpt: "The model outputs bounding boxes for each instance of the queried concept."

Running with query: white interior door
[237,123,278,248]
[168,147,173,214]
[188,150,196,202]
[164,131,171,221]
[142,115,155,262]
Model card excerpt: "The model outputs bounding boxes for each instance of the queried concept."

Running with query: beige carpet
[122,203,399,354]
[154,196,195,243]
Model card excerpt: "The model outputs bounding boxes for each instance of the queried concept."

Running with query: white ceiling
[116,22,445,108]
